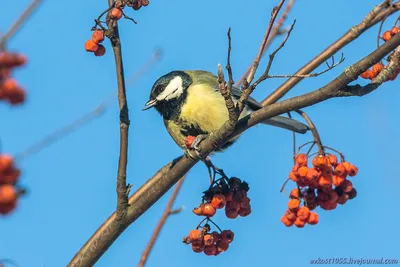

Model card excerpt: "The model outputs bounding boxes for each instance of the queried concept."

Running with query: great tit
[143,70,309,152]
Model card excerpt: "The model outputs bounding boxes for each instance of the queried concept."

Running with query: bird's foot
[184,135,208,160]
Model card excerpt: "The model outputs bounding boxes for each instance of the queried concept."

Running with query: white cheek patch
[156,76,184,101]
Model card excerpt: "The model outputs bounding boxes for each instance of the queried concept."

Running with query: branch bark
[68,24,400,267]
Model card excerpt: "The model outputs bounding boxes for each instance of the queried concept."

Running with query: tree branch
[68,23,400,267]
[261,0,400,105]
[106,0,130,221]
[137,177,185,267]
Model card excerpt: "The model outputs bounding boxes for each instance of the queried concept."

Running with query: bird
[143,70,309,154]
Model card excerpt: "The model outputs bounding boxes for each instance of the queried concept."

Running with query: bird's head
[143,71,192,115]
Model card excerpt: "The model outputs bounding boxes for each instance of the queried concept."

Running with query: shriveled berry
[94,45,106,57]
[238,206,251,217]
[203,234,214,246]
[220,230,234,243]
[203,245,218,256]
[341,180,353,193]
[348,188,357,199]
[189,229,203,243]
[217,241,229,252]
[192,242,205,253]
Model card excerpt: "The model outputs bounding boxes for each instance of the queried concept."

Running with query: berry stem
[296,110,324,155]
[322,146,346,162]
[207,218,223,233]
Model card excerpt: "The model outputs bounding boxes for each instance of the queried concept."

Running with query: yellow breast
[180,84,229,133]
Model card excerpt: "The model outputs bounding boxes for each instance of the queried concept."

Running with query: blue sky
[1,0,399,266]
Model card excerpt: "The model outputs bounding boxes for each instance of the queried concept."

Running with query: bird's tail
[261,115,309,134]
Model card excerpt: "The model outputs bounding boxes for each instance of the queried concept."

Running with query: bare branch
[245,0,286,86]
[261,0,400,105]
[0,0,42,49]
[295,110,324,154]
[137,177,185,267]
[236,0,296,87]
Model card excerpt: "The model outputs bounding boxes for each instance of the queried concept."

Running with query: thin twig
[13,50,161,161]
[296,110,324,154]
[236,0,296,87]
[0,0,43,50]
[261,0,399,105]
[137,177,185,267]
[245,0,286,86]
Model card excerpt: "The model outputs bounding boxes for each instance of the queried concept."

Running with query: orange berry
[372,63,384,74]
[288,199,300,211]
[110,8,123,20]
[333,163,347,177]
[203,234,214,246]
[0,154,14,172]
[332,175,345,187]
[85,40,99,52]
[306,168,320,181]
[220,230,234,243]
[327,154,338,167]
[94,45,106,57]
[189,229,203,243]
[192,206,203,216]
[91,30,105,43]
[192,242,205,253]
[347,164,358,176]
[382,30,393,41]
[203,245,218,256]
[319,174,332,189]
[307,212,319,225]
[0,52,26,68]
[341,180,353,193]
[217,241,229,252]
[295,153,308,166]
[391,27,400,35]
[281,215,294,227]
[141,0,149,6]
[289,171,299,182]
[211,194,226,209]
[289,188,300,199]
[284,209,297,221]
[297,206,310,221]
[298,166,308,177]
[312,155,329,169]
[360,70,372,79]
[0,185,17,204]
[294,217,306,228]
[201,203,216,217]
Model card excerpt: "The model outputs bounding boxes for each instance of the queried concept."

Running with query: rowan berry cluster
[184,224,234,256]
[360,26,400,81]
[0,52,27,105]
[192,177,251,219]
[0,154,24,215]
[281,150,358,228]
[85,30,106,57]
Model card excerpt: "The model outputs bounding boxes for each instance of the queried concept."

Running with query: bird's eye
[155,84,164,94]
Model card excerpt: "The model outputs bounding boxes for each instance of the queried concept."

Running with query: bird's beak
[142,99,158,111]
